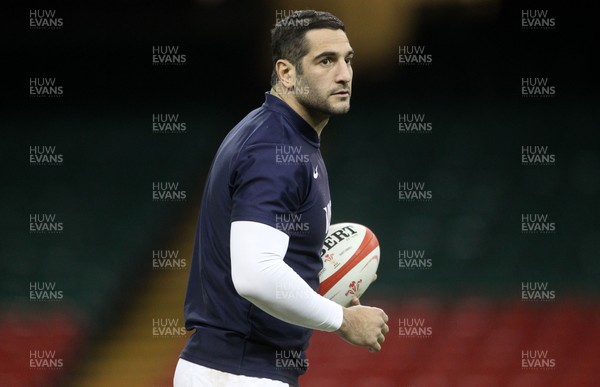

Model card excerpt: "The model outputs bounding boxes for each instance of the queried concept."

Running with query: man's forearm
[230,220,343,332]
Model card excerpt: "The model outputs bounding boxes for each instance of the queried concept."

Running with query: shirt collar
[262,92,320,146]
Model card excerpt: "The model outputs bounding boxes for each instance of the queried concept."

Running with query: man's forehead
[304,29,352,56]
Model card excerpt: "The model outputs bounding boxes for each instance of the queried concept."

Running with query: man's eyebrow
[313,50,354,60]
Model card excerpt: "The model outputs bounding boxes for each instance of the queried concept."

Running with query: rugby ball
[318,223,380,307]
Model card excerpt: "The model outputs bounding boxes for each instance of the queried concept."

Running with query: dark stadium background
[2,0,599,386]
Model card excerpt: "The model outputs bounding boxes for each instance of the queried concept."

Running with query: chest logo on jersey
[313,165,319,179]
[323,201,331,234]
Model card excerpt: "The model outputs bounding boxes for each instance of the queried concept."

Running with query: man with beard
[174,10,389,387]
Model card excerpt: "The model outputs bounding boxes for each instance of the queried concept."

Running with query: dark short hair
[270,10,345,86]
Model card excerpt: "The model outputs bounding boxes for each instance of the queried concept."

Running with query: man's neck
[270,88,329,137]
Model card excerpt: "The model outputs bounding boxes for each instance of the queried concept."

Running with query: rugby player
[174,10,389,387]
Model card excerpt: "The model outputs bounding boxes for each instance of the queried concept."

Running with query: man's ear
[275,59,296,90]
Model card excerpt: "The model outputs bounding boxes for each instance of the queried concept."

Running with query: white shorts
[173,358,289,387]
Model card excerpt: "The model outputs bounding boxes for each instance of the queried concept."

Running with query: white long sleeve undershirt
[230,221,343,332]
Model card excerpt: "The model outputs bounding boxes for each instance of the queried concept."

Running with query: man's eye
[321,58,331,65]
[345,57,353,64]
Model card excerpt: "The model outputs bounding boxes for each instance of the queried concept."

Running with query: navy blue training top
[181,93,332,386]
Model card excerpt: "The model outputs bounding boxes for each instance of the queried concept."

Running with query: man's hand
[335,296,389,352]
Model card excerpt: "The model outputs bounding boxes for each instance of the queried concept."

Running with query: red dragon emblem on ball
[344,279,363,297]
